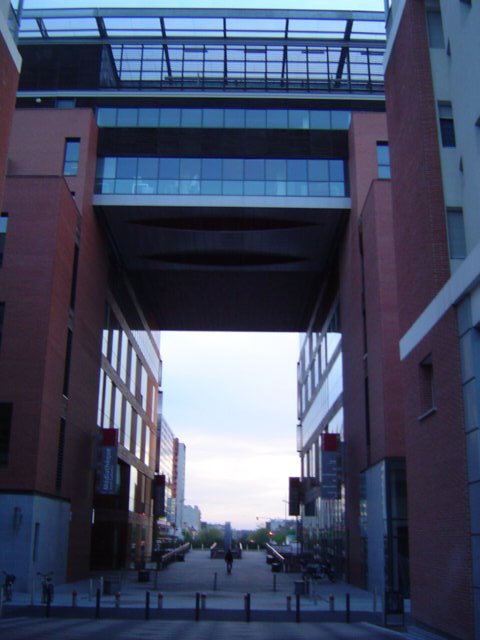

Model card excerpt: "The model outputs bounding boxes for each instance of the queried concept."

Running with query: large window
[0,214,8,267]
[95,156,348,198]
[63,139,81,176]
[376,142,391,179]
[446,207,467,260]
[438,103,456,148]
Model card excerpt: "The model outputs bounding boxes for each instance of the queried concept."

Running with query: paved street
[0,550,417,639]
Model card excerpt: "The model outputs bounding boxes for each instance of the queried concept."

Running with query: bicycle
[37,571,54,604]
[2,572,15,601]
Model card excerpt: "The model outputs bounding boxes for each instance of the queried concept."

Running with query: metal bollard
[286,595,292,611]
[72,591,77,607]
[115,591,121,608]
[95,587,101,619]
[295,593,301,623]
[145,591,150,620]
[201,593,206,610]
[213,571,218,591]
[329,594,335,611]
[244,593,251,623]
[157,592,163,610]
[195,592,200,621]
[345,593,351,623]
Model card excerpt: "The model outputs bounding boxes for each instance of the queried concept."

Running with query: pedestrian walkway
[0,549,420,639]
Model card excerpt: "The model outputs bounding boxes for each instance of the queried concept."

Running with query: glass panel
[201,181,222,195]
[287,182,308,196]
[116,157,137,179]
[309,111,331,129]
[309,182,329,196]
[223,181,243,195]
[158,180,179,194]
[245,110,267,128]
[308,159,329,181]
[244,159,265,180]
[376,143,390,166]
[138,108,160,126]
[203,108,224,127]
[181,108,203,127]
[266,159,286,181]
[223,159,243,180]
[266,110,288,129]
[330,182,346,196]
[329,160,345,181]
[287,159,307,181]
[159,108,181,127]
[378,165,391,179]
[99,157,116,179]
[159,158,180,179]
[97,108,117,126]
[202,158,222,179]
[266,182,286,196]
[244,181,265,195]
[331,110,351,129]
[117,108,138,126]
[179,179,200,194]
[224,109,245,128]
[180,158,202,180]
[138,158,159,179]
[115,179,135,194]
[288,110,309,129]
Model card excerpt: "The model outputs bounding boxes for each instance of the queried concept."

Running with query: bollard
[195,592,200,621]
[373,587,377,613]
[95,587,101,619]
[345,593,351,623]
[72,591,77,608]
[329,594,335,611]
[45,597,51,618]
[213,571,218,591]
[157,592,163,610]
[89,579,93,601]
[273,574,277,592]
[201,593,206,610]
[286,595,292,611]
[145,591,150,620]
[295,593,301,623]
[115,592,121,608]
[244,593,251,623]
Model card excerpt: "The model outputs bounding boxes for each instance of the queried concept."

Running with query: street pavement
[0,549,437,639]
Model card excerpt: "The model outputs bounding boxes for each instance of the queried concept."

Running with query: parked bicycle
[2,572,15,601]
[38,571,54,604]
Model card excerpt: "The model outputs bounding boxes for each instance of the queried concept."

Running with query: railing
[160,543,191,568]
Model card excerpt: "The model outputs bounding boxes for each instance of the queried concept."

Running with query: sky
[14,0,385,530]
[160,332,301,530]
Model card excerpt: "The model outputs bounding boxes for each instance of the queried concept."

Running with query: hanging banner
[321,433,341,499]
[96,428,118,495]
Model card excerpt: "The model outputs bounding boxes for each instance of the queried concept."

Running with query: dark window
[0,213,8,267]
[69,244,79,310]
[426,11,444,49]
[438,103,456,147]
[0,403,13,466]
[63,139,81,176]
[63,329,73,397]
[419,355,436,419]
[377,142,391,179]
[0,302,5,351]
[55,418,66,491]
[446,208,467,259]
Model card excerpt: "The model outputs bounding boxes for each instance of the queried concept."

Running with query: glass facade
[95,156,348,198]
[97,107,351,130]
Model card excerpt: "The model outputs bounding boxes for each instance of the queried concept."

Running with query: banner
[96,428,118,495]
[321,433,341,499]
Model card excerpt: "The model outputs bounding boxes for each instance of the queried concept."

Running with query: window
[419,355,436,419]
[438,103,456,147]
[0,214,7,267]
[55,418,66,491]
[63,139,80,176]
[376,142,391,179]
[446,208,467,259]
[62,329,73,397]
[0,403,13,466]
[426,11,444,49]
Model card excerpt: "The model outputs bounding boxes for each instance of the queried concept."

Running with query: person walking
[225,549,233,574]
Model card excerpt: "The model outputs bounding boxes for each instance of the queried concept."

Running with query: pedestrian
[225,549,233,574]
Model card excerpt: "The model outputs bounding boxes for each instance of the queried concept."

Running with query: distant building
[173,440,186,535]
[182,505,202,534]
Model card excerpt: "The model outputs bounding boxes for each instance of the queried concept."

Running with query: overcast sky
[160,332,300,529]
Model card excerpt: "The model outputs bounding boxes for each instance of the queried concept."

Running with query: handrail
[266,543,285,563]
[161,542,191,567]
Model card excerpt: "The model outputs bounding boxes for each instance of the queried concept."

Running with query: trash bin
[138,570,150,582]
[271,562,281,573]
[294,580,305,596]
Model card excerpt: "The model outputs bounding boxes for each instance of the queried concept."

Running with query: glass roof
[16,7,386,94]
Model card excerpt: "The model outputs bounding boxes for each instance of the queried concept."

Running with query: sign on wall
[321,433,341,499]
[96,428,118,495]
